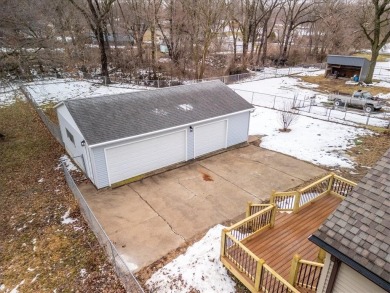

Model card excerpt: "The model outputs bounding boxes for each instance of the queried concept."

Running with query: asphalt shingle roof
[312,148,390,285]
[62,81,253,145]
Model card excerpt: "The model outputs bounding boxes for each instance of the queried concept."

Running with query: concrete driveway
[79,145,325,271]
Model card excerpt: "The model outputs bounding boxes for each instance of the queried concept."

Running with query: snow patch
[178,104,193,111]
[61,208,77,225]
[31,274,39,283]
[146,224,235,293]
[10,280,24,293]
[59,155,79,172]
[80,269,87,278]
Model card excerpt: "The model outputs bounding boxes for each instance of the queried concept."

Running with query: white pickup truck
[329,91,385,113]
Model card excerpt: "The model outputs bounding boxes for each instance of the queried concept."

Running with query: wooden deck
[243,194,342,281]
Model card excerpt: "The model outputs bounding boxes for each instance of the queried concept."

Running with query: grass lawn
[0,99,125,292]
[299,75,390,96]
[352,52,390,62]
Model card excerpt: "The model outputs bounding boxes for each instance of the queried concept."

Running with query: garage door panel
[106,130,186,184]
[194,120,227,158]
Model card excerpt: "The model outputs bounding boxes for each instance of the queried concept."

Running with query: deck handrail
[290,254,324,291]
[262,263,300,293]
[246,203,272,217]
[221,173,356,293]
[225,205,275,242]
[270,173,356,213]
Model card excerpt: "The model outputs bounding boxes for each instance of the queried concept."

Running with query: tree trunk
[96,28,110,83]
[365,48,379,83]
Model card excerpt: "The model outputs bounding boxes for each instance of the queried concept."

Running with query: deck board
[244,195,342,281]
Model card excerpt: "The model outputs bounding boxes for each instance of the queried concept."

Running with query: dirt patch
[0,100,124,292]
[339,129,390,182]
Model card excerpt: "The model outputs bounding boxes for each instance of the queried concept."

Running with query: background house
[325,55,371,82]
[56,81,254,189]
[310,148,390,293]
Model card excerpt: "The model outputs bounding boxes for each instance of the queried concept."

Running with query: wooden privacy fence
[271,173,357,213]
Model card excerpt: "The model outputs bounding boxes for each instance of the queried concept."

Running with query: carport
[325,55,370,82]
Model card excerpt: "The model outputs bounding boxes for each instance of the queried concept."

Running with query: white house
[56,81,254,189]
[310,148,390,293]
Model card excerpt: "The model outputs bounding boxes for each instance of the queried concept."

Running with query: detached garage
[56,81,254,189]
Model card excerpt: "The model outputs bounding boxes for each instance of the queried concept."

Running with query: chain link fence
[20,84,145,293]
[61,162,144,293]
[233,88,390,128]
[7,63,326,88]
[20,85,64,146]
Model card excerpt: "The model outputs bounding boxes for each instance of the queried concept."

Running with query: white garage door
[105,130,187,185]
[194,120,227,158]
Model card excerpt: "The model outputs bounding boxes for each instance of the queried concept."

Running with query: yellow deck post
[317,248,326,263]
[246,201,252,218]
[293,191,301,213]
[270,204,277,228]
[254,258,265,291]
[289,254,301,286]
[327,172,335,193]
[220,229,228,257]
[270,190,276,204]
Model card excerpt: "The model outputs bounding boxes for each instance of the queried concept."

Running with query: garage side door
[194,120,227,158]
[105,130,187,185]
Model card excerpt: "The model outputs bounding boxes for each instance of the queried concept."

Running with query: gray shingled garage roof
[62,81,253,145]
[310,148,390,290]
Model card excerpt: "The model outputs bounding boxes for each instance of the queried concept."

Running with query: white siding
[333,264,387,293]
[317,253,334,293]
[57,106,94,181]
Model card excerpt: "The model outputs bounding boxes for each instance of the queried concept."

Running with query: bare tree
[277,0,319,65]
[357,0,390,83]
[181,0,227,79]
[278,102,299,131]
[67,0,116,83]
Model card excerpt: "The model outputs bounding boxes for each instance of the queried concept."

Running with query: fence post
[289,254,301,286]
[273,96,276,109]
[246,201,252,218]
[366,112,370,125]
[293,191,301,213]
[254,258,265,291]
[251,92,254,104]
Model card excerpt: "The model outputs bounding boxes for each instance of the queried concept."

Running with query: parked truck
[328,90,385,113]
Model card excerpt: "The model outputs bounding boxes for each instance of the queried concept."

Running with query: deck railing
[226,205,275,242]
[262,264,300,293]
[290,255,324,291]
[246,203,273,217]
[221,173,356,292]
[271,173,356,213]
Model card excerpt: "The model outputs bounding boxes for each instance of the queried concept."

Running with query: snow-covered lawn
[146,225,235,293]
[24,79,148,105]
[249,107,370,168]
